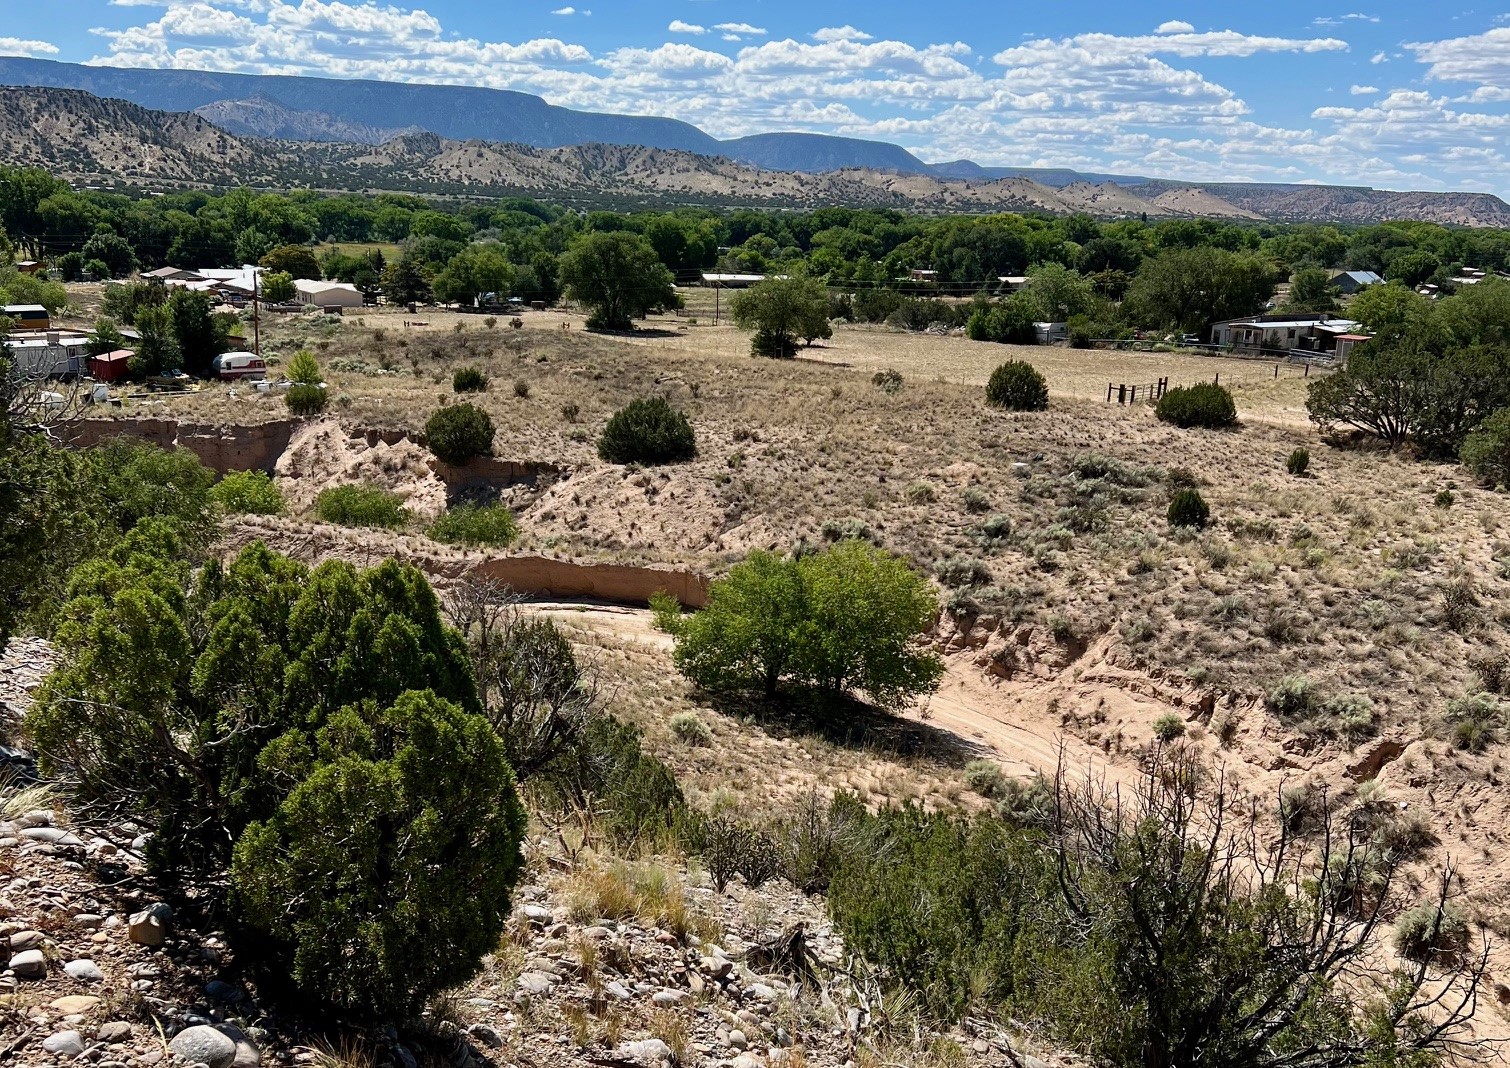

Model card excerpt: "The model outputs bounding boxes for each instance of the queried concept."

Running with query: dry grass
[562,858,721,944]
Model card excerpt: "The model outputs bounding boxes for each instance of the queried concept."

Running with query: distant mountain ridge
[1,60,1508,227]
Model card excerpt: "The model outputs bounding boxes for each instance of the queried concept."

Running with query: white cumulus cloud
[714,22,766,35]
[1156,21,1195,34]
[668,20,704,34]
[1350,84,1378,94]
[812,26,872,42]
[0,36,60,55]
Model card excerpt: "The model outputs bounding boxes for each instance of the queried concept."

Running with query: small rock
[8,948,46,978]
[66,959,105,982]
[651,989,687,1007]
[466,1025,503,1050]
[10,930,46,951]
[74,914,105,930]
[205,980,238,1001]
[700,956,733,980]
[99,1022,134,1043]
[733,1056,764,1068]
[20,826,85,845]
[516,971,554,996]
[53,995,103,1014]
[43,1030,87,1056]
[393,1045,418,1068]
[617,1039,671,1065]
[169,1026,237,1068]
[605,980,633,1001]
[728,1029,749,1051]
[519,904,552,924]
[128,903,172,948]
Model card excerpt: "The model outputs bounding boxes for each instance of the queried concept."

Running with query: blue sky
[12,1,1510,194]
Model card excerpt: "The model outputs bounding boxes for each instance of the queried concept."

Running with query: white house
[294,279,363,308]
[1211,314,1362,354]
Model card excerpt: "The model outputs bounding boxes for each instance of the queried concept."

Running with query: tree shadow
[692,687,987,770]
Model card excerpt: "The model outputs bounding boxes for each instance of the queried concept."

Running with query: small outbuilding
[1330,270,1382,294]
[2,304,49,330]
[89,350,135,383]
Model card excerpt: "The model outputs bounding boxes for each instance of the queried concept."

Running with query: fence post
[1118,384,1127,405]
[1274,364,1279,379]
[1215,372,1220,386]
[1305,363,1310,377]
[1107,383,1113,403]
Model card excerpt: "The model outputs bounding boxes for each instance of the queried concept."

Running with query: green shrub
[669,711,711,746]
[315,484,408,528]
[1266,675,1317,720]
[962,487,991,514]
[1393,904,1468,963]
[286,349,321,385]
[1445,693,1503,752]
[425,403,495,465]
[1434,489,1455,509]
[935,555,992,588]
[428,502,518,547]
[1461,407,1510,487]
[31,547,527,1020]
[828,801,1038,1020]
[453,366,489,393]
[598,396,697,465]
[1167,488,1210,529]
[1153,713,1187,743]
[1155,382,1237,429]
[872,368,903,394]
[963,759,1006,798]
[985,360,1049,411]
[513,378,530,398]
[1286,447,1310,476]
[285,383,327,417]
[212,470,283,515]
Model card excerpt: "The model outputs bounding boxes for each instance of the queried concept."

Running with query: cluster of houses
[2,303,134,381]
[141,266,365,310]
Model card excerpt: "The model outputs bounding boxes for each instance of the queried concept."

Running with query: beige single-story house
[294,279,364,308]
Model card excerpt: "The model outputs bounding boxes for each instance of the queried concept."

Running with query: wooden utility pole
[251,268,261,357]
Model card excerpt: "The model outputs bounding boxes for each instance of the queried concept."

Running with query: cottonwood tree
[665,541,942,712]
[559,230,676,331]
[730,275,833,357]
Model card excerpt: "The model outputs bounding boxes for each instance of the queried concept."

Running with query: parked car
[212,351,267,380]
[147,370,196,391]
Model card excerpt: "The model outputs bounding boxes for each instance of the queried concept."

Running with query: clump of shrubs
[963,759,1006,798]
[1287,447,1311,476]
[316,483,408,528]
[29,544,528,1020]
[1167,488,1210,529]
[598,396,697,465]
[453,366,489,393]
[986,360,1049,412]
[872,368,903,394]
[935,555,992,588]
[1153,713,1187,743]
[1393,904,1468,963]
[1444,692,1504,752]
[669,712,711,746]
[285,383,327,417]
[211,470,283,515]
[425,402,495,465]
[428,501,518,547]
[1155,382,1237,429]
